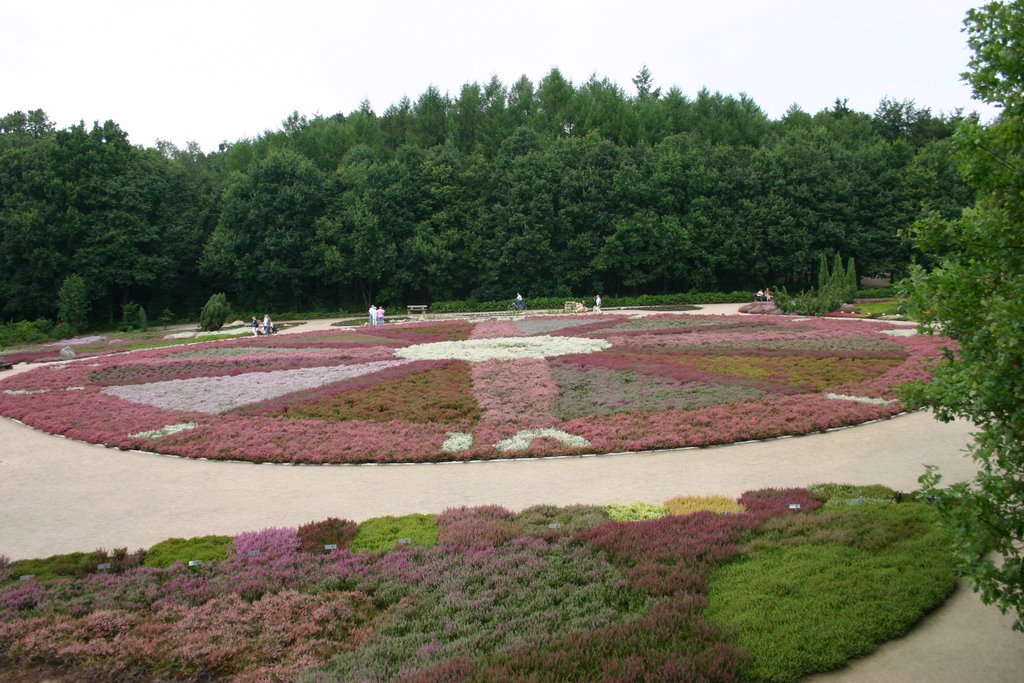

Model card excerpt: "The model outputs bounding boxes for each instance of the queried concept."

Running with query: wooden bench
[0,362,12,371]
[407,304,428,316]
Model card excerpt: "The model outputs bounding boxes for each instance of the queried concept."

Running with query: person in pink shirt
[376,306,385,324]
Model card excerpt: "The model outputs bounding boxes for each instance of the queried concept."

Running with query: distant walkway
[0,304,1019,681]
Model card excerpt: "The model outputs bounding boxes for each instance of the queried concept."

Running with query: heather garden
[0,309,967,679]
[0,312,940,464]
[0,485,956,682]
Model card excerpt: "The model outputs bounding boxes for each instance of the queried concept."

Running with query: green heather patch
[675,354,903,391]
[706,504,956,682]
[281,361,480,425]
[513,504,611,536]
[809,483,900,507]
[665,496,747,516]
[604,502,669,521]
[754,337,906,353]
[143,535,233,568]
[550,362,764,419]
[350,514,439,552]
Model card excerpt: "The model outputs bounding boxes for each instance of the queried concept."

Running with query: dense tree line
[0,69,975,325]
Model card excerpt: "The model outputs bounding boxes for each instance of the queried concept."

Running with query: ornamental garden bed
[0,314,947,464]
[0,485,956,682]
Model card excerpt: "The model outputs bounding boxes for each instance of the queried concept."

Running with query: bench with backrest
[407,304,428,316]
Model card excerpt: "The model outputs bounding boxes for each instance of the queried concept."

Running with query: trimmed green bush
[57,273,90,334]
[427,291,752,314]
[350,514,438,552]
[143,535,232,568]
[198,292,232,332]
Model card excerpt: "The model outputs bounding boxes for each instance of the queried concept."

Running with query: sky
[0,0,998,152]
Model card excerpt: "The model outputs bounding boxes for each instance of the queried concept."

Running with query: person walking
[376,306,386,325]
[369,304,377,326]
[594,294,602,313]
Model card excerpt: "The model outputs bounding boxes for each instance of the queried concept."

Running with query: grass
[851,299,905,317]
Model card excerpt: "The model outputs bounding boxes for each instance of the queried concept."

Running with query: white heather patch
[130,422,199,440]
[395,336,609,362]
[101,360,409,414]
[826,393,897,406]
[44,335,106,347]
[3,388,48,395]
[162,328,254,340]
[880,328,917,337]
[442,432,474,452]
[65,386,85,391]
[495,428,591,452]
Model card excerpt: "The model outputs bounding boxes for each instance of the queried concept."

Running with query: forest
[0,67,976,326]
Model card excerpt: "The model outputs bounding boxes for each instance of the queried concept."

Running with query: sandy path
[1,307,1020,680]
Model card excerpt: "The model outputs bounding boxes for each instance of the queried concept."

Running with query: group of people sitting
[251,314,276,336]
[755,288,775,302]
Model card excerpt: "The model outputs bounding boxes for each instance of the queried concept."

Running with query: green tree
[903,0,1024,630]
[198,292,231,331]
[57,274,90,333]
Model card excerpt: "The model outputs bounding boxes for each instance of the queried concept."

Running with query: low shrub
[297,517,358,553]
[737,487,823,517]
[428,291,752,313]
[665,495,746,516]
[143,535,232,568]
[705,503,956,682]
[198,292,231,332]
[350,513,438,552]
[0,319,56,348]
[436,505,521,547]
[513,504,610,537]
[3,547,142,583]
[604,502,669,521]
[809,482,899,507]
[9,551,90,582]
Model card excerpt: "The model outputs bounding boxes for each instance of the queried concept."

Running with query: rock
[60,346,76,360]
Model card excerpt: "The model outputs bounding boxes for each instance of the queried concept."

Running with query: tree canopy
[1,67,975,323]
[903,0,1024,630]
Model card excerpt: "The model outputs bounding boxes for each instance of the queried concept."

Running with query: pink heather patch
[471,358,558,430]
[157,415,450,464]
[469,320,524,339]
[0,317,942,463]
[101,360,408,414]
[563,394,901,453]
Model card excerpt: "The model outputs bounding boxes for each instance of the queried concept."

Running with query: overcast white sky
[0,0,997,152]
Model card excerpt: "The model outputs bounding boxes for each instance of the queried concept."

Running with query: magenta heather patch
[0,316,938,463]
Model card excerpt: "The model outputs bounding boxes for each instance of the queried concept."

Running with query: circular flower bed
[0,314,946,464]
